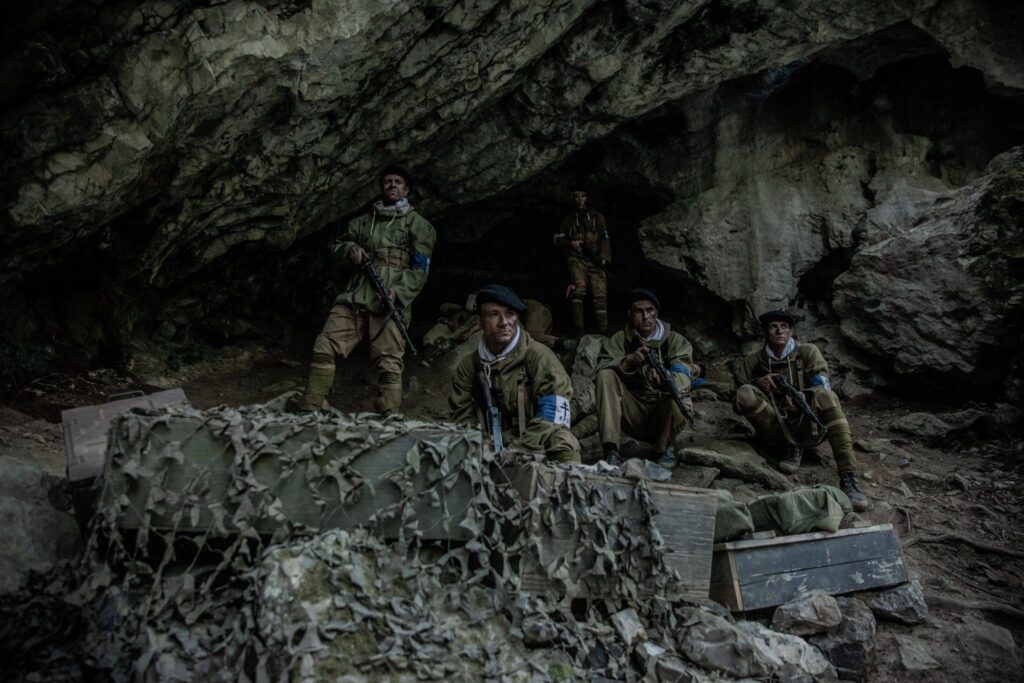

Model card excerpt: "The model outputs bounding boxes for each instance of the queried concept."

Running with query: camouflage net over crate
[6,404,714,681]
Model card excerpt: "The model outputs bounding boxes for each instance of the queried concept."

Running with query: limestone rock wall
[1,0,1023,396]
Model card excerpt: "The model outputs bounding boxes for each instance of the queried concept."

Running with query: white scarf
[765,338,796,360]
[478,326,521,364]
[374,197,412,214]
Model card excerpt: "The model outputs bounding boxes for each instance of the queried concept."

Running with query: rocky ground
[1,343,1022,681]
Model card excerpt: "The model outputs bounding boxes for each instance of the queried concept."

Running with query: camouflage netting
[2,404,745,681]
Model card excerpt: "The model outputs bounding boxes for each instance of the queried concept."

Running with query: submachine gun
[477,370,504,453]
[360,258,418,356]
[773,375,828,433]
[640,345,697,430]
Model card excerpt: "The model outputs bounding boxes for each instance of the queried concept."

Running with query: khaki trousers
[733,384,857,474]
[310,303,405,412]
[595,368,686,451]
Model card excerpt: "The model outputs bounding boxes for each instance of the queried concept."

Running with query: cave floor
[1,345,1022,681]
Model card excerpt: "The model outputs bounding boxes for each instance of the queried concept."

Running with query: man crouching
[448,285,581,463]
[733,310,870,511]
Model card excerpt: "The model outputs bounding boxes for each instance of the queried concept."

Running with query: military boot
[594,309,609,336]
[777,445,802,474]
[298,365,335,412]
[656,445,677,469]
[571,300,586,337]
[601,442,622,467]
[840,472,870,512]
[375,384,402,416]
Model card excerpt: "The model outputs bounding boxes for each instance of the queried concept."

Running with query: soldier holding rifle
[297,165,436,414]
[555,187,611,335]
[448,285,581,463]
[733,310,870,511]
[593,289,695,468]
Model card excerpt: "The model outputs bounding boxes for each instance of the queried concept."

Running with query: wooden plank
[732,527,902,579]
[510,463,717,600]
[737,556,908,611]
[708,524,908,612]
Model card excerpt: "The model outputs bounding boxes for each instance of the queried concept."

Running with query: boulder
[891,635,939,672]
[675,607,774,679]
[621,458,673,483]
[0,456,81,594]
[869,580,928,625]
[772,591,843,636]
[808,598,877,681]
[834,149,1024,395]
[737,620,838,682]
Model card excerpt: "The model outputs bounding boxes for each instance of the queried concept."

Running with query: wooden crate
[62,388,189,524]
[709,523,908,612]
[508,463,717,600]
[102,410,483,541]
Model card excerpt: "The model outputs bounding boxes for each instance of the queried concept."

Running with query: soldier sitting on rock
[733,310,870,511]
[593,288,694,468]
[448,285,581,463]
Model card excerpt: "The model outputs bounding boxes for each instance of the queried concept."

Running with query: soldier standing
[593,289,694,468]
[733,310,870,511]
[297,165,436,414]
[448,285,581,463]
[554,188,611,335]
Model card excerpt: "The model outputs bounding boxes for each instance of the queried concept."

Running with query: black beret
[628,288,660,310]
[475,284,527,314]
[758,309,798,329]
[379,164,414,191]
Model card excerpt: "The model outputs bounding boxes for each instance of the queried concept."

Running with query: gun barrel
[361,258,419,356]
[641,345,697,430]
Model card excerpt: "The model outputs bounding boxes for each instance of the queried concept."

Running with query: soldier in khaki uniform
[555,188,611,335]
[298,165,436,414]
[733,310,869,511]
[448,285,581,463]
[593,289,693,468]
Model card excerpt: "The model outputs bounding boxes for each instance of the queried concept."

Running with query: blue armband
[411,252,430,273]
[692,377,706,389]
[809,374,831,390]
[536,395,571,426]
[669,364,690,376]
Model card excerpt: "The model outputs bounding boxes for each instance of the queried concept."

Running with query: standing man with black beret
[298,165,436,414]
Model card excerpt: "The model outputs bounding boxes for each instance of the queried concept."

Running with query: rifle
[360,258,418,356]
[477,370,504,453]
[640,345,697,430]
[773,375,828,433]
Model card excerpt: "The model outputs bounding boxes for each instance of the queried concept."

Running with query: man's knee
[734,384,765,414]
[548,429,581,463]
[595,368,621,395]
[310,350,335,370]
[811,389,841,411]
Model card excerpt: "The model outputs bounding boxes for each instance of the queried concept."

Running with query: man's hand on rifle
[347,245,368,267]
[386,288,397,304]
[755,374,779,394]
[621,348,646,373]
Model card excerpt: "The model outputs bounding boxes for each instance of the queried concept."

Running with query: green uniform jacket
[333,204,436,313]
[448,330,573,446]
[555,209,611,265]
[734,341,830,391]
[595,323,693,400]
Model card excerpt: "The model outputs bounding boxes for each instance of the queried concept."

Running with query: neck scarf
[765,337,796,360]
[374,197,412,215]
[478,326,521,364]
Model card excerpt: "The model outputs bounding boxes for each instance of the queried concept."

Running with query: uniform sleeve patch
[809,374,831,390]
[669,363,690,376]
[411,252,430,273]
[537,395,571,426]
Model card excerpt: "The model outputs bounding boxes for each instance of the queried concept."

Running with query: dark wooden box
[709,523,908,612]
[508,463,717,600]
